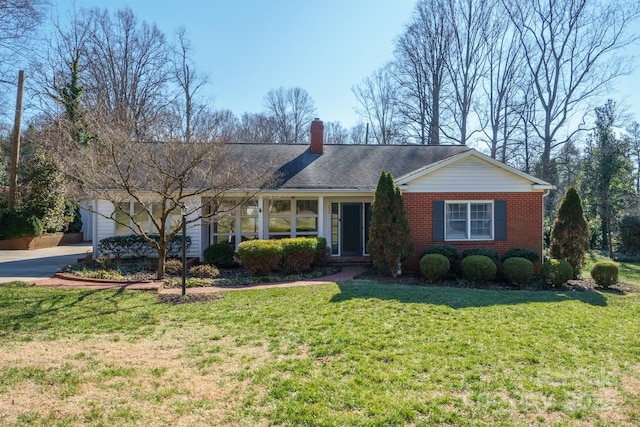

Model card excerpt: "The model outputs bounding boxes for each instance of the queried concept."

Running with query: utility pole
[8,70,25,212]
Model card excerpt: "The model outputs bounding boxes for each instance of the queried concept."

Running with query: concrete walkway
[30,265,368,293]
[0,242,367,292]
[0,243,93,283]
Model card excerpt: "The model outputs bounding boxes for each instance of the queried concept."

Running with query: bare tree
[504,0,640,183]
[0,0,47,122]
[352,63,403,145]
[29,7,92,145]
[394,0,452,145]
[625,121,640,194]
[60,113,277,278]
[79,7,173,141]
[264,87,316,143]
[443,0,492,145]
[0,0,47,79]
[349,122,368,145]
[478,8,526,161]
[323,121,349,144]
[236,112,277,143]
[171,27,209,142]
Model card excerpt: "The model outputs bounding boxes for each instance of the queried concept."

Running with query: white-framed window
[445,201,493,240]
[115,201,170,236]
[211,199,259,247]
[268,198,318,239]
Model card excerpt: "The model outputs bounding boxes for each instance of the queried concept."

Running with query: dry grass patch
[0,336,271,426]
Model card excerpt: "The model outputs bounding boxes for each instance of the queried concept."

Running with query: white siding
[403,156,533,192]
[185,209,201,259]
[92,198,201,258]
[94,200,115,256]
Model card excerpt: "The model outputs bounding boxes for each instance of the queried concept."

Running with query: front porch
[200,195,374,259]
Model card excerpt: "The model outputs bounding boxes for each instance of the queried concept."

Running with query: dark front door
[341,203,362,256]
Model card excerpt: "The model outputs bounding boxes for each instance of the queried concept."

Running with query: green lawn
[1,280,640,426]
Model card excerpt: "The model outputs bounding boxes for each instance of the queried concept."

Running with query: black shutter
[433,200,445,241]
[494,200,507,241]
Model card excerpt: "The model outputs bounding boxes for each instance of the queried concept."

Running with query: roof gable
[396,150,553,192]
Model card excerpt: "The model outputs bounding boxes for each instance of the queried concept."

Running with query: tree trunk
[156,244,167,280]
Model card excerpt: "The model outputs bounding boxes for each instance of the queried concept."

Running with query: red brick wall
[403,192,544,272]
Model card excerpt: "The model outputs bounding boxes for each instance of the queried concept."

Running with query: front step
[328,256,371,266]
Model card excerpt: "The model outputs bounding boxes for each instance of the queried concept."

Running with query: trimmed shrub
[419,244,463,271]
[541,259,573,287]
[500,248,541,263]
[203,242,237,268]
[503,257,534,286]
[549,187,589,275]
[237,240,282,276]
[462,248,499,262]
[619,215,640,255]
[164,259,183,276]
[313,237,331,267]
[189,264,220,279]
[98,234,191,259]
[590,261,619,289]
[0,211,43,239]
[461,255,496,283]
[280,238,317,274]
[419,253,450,282]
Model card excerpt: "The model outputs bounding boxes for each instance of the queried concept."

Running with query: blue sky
[50,0,640,131]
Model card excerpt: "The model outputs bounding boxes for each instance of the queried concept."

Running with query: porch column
[317,196,324,238]
[258,197,265,240]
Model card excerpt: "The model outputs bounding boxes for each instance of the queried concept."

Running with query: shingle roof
[227,143,471,191]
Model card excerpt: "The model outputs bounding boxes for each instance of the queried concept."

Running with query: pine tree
[367,171,414,277]
[549,186,590,276]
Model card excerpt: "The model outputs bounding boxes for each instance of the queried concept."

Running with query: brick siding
[403,192,544,272]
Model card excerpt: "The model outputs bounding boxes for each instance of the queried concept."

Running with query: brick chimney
[310,118,323,154]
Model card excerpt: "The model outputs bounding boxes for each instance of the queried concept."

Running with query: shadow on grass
[330,280,608,308]
[0,284,160,334]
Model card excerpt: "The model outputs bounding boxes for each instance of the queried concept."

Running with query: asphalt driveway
[0,243,93,283]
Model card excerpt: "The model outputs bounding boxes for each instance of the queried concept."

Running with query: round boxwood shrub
[461,255,496,284]
[462,248,499,262]
[500,248,541,263]
[503,257,534,286]
[203,242,237,268]
[189,264,220,279]
[280,238,316,274]
[420,253,450,282]
[164,259,183,276]
[541,259,573,287]
[419,244,462,271]
[237,240,282,276]
[590,261,619,289]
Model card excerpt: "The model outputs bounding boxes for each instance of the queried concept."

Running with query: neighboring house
[90,119,553,271]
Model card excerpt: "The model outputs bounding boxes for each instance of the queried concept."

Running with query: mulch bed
[355,269,639,294]
[157,293,223,305]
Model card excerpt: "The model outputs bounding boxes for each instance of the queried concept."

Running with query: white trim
[317,196,325,238]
